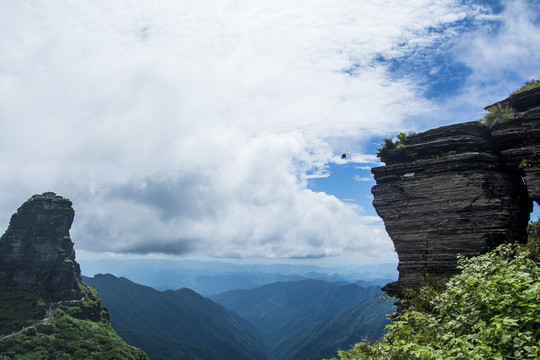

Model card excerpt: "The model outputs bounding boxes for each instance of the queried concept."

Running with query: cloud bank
[0,0,536,262]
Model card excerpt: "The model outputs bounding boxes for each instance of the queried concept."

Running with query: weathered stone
[491,108,540,202]
[485,86,540,112]
[373,88,540,298]
[0,192,82,300]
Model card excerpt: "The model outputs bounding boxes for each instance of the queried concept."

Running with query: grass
[482,104,514,127]
[511,78,540,95]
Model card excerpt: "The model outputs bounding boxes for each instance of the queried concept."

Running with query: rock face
[372,87,540,298]
[0,192,82,300]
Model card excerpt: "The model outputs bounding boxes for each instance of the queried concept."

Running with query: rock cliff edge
[372,87,540,298]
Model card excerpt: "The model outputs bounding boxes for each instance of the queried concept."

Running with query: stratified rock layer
[0,192,82,300]
[372,87,540,298]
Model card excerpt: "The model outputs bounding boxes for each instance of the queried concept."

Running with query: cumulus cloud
[456,1,540,88]
[412,0,540,127]
[0,0,499,261]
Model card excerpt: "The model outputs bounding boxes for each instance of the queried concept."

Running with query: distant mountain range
[0,192,395,360]
[85,274,395,360]
[210,279,394,359]
[283,294,395,360]
[80,258,397,295]
[83,274,271,360]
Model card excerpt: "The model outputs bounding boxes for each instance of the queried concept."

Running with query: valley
[84,274,395,360]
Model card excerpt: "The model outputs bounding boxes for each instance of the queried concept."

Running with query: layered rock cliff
[0,192,82,300]
[372,87,540,298]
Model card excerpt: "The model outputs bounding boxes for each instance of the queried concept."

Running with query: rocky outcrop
[491,109,540,201]
[372,87,540,298]
[0,192,82,300]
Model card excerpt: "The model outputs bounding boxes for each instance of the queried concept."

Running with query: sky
[1,0,539,270]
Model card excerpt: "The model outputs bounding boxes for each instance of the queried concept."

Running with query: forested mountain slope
[84,274,272,360]
[210,279,394,359]
[285,292,394,360]
[0,286,148,359]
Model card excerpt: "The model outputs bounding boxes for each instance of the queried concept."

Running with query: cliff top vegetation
[482,78,539,127]
[512,79,540,96]
[0,285,148,360]
[377,79,540,158]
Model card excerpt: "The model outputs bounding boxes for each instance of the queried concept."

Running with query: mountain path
[0,283,92,341]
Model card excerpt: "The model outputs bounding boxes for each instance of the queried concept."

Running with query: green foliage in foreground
[0,287,148,360]
[330,225,540,360]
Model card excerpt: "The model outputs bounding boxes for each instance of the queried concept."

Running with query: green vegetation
[210,279,393,359]
[329,219,540,360]
[377,132,417,159]
[518,152,539,171]
[480,79,540,127]
[519,158,532,169]
[0,291,47,334]
[526,217,540,262]
[482,103,515,127]
[287,294,395,360]
[511,79,540,95]
[84,274,272,360]
[0,287,148,360]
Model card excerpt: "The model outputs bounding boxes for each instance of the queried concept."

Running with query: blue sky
[309,0,540,222]
[308,161,379,218]
[0,0,539,269]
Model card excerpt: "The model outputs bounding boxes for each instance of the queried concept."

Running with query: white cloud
[456,1,540,87]
[353,176,374,182]
[417,0,540,127]
[0,0,493,261]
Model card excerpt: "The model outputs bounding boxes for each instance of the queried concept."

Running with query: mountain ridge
[210,279,394,359]
[79,257,397,295]
[84,273,273,360]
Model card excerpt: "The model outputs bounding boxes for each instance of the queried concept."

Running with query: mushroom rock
[372,88,540,298]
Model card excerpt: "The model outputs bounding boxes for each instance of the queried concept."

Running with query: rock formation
[0,192,82,300]
[372,87,540,298]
